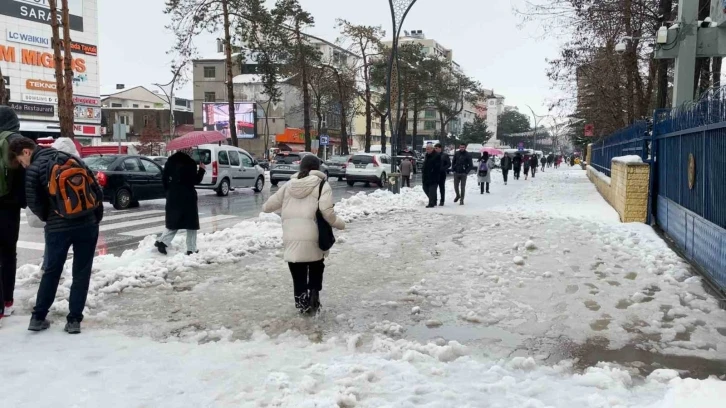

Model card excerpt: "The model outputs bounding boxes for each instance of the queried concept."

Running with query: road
[16,176,418,266]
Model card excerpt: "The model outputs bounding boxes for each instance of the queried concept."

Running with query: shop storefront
[0,0,100,144]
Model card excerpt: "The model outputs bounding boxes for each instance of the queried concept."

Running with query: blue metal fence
[589,121,649,177]
[651,91,726,295]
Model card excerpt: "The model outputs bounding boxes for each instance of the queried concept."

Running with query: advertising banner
[74,105,101,122]
[202,102,257,139]
[0,0,85,32]
[9,101,54,116]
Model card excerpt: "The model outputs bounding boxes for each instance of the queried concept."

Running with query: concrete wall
[587,160,650,223]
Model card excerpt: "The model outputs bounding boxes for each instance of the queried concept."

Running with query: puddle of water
[590,318,611,331]
[624,272,638,280]
[564,338,726,379]
[616,299,633,309]
[565,285,579,294]
[606,280,621,287]
[584,300,601,311]
[408,324,525,346]
[717,328,726,337]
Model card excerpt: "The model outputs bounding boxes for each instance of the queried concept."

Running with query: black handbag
[316,180,336,251]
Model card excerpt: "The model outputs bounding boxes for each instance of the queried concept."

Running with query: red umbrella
[166,131,227,151]
[480,147,503,156]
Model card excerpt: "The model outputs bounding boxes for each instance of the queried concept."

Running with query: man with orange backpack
[9,136,103,334]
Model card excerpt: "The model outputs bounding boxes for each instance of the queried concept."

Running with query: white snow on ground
[8,166,726,406]
[3,318,725,408]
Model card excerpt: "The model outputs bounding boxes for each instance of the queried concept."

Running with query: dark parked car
[84,155,166,210]
[396,150,422,173]
[326,155,351,180]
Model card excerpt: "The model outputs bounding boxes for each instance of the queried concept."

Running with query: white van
[191,144,265,196]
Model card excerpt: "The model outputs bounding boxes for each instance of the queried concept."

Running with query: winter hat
[51,137,81,157]
[0,105,20,133]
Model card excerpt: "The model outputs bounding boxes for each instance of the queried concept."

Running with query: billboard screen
[202,102,256,139]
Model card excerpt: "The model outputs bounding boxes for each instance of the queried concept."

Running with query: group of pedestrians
[0,106,103,334]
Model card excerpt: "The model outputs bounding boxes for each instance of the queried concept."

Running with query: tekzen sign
[0,0,84,32]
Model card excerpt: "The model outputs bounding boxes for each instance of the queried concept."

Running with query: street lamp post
[386,0,418,192]
[525,104,545,152]
[153,62,187,152]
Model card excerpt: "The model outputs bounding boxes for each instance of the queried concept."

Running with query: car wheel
[253,176,264,193]
[271,180,279,187]
[378,173,387,187]
[338,177,344,181]
[113,188,132,210]
[347,180,355,187]
[216,178,230,197]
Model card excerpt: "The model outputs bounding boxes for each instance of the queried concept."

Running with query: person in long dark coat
[155,151,205,255]
[422,144,441,208]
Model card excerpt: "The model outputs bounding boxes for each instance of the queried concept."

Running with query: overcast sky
[98,0,563,123]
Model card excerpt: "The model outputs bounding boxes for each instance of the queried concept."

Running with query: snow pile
[334,186,427,221]
[2,318,725,407]
[15,214,285,314]
[612,155,644,164]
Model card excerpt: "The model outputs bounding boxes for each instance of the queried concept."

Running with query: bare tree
[49,0,74,137]
[0,66,8,105]
[165,0,243,145]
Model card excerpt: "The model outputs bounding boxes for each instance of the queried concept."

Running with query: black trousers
[424,183,438,206]
[288,260,325,298]
[0,207,21,315]
[502,169,509,183]
[402,175,411,187]
[438,173,447,203]
[532,167,537,177]
[513,166,521,179]
[480,182,490,193]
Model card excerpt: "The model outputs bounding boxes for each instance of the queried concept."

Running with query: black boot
[28,316,51,332]
[295,293,310,314]
[309,290,321,314]
[154,241,167,255]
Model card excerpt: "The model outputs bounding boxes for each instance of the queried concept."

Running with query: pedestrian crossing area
[16,209,241,254]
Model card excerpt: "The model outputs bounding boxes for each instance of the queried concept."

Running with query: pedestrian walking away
[155,151,206,256]
[435,144,450,206]
[523,155,531,180]
[262,155,345,314]
[540,156,547,172]
[451,143,473,205]
[478,152,495,194]
[0,106,27,325]
[422,144,442,208]
[11,136,103,334]
[547,153,554,168]
[500,154,512,185]
[529,155,539,178]
[512,152,522,180]
[399,157,413,188]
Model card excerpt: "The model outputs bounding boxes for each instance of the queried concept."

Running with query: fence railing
[589,121,649,177]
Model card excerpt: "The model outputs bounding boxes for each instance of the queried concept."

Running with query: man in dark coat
[451,143,473,205]
[0,106,27,321]
[435,144,450,206]
[11,136,103,334]
[512,153,523,180]
[500,154,512,185]
[529,155,539,178]
[155,151,206,256]
[422,144,441,208]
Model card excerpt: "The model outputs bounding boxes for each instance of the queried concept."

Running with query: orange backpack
[47,152,101,219]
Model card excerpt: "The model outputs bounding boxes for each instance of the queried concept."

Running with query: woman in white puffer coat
[262,155,345,314]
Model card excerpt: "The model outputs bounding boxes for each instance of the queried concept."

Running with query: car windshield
[351,155,374,165]
[83,156,118,171]
[275,154,301,164]
[190,149,212,165]
[329,155,349,164]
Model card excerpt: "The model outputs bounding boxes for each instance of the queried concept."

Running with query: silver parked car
[270,152,329,186]
[325,155,351,181]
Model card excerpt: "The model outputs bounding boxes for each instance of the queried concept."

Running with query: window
[204,92,216,102]
[175,99,188,108]
[379,155,389,164]
[140,159,161,175]
[111,103,122,108]
[228,151,240,166]
[240,154,253,167]
[274,153,300,164]
[143,115,149,126]
[424,110,436,118]
[144,105,150,108]
[424,120,436,130]
[191,149,212,165]
[122,158,142,172]
[218,150,229,165]
[132,104,139,108]
[83,156,117,171]
[203,66,216,78]
[120,115,130,125]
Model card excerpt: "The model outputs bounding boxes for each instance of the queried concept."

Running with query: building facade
[0,0,101,144]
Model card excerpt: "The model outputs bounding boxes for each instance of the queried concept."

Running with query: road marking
[119,215,239,237]
[99,215,168,232]
[102,210,165,222]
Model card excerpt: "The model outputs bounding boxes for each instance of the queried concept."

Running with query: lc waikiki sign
[0,0,85,32]
[0,44,87,72]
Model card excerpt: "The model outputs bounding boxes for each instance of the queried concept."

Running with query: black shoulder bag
[316,180,336,251]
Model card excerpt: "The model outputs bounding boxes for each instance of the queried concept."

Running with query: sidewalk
[4,166,726,407]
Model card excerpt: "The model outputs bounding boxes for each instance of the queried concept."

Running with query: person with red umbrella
[155,150,206,256]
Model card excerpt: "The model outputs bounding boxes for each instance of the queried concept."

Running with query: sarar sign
[0,0,84,32]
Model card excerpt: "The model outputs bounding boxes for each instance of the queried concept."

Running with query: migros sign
[0,44,86,73]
